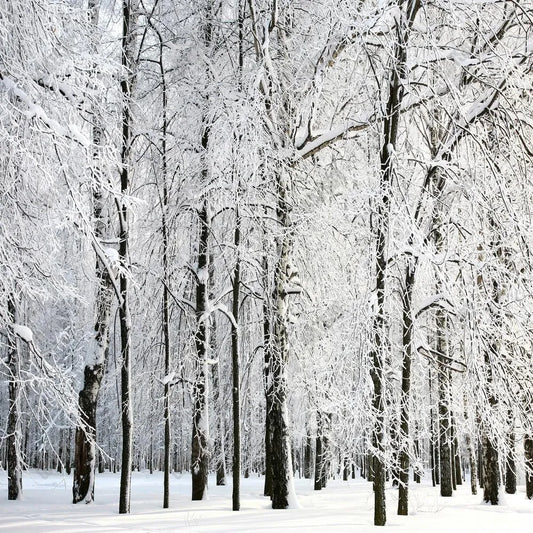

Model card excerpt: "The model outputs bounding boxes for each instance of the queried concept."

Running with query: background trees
[0,0,532,526]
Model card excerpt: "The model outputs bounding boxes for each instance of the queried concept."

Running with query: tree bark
[262,251,273,498]
[191,200,210,501]
[211,360,227,486]
[7,297,22,501]
[156,17,171,510]
[482,432,499,504]
[437,309,453,497]
[269,168,296,509]
[314,417,323,492]
[451,415,461,487]
[398,264,415,514]
[304,434,313,479]
[525,435,533,499]
[118,0,138,514]
[231,208,241,511]
[505,412,516,494]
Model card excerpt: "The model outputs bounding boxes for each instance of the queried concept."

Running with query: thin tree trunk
[437,309,453,497]
[157,20,171,510]
[262,251,273,498]
[7,297,22,500]
[304,434,312,479]
[118,0,137,514]
[524,435,533,499]
[231,207,241,511]
[211,361,227,486]
[451,414,460,488]
[478,438,484,489]
[314,415,323,492]
[398,263,415,515]
[465,430,477,495]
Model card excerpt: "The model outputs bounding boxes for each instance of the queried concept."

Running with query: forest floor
[0,470,532,532]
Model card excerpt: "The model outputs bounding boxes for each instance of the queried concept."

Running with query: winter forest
[0,0,532,530]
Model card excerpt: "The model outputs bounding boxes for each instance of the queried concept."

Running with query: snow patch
[103,247,119,266]
[13,324,33,343]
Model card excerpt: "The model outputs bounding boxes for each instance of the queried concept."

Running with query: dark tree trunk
[451,415,461,487]
[304,434,313,479]
[464,397,477,495]
[314,429,323,491]
[7,297,22,501]
[482,432,499,505]
[74,363,106,503]
[157,18,171,509]
[481,338,499,504]
[262,252,273,498]
[398,264,415,515]
[430,437,436,487]
[413,428,420,484]
[367,453,375,482]
[231,208,241,511]
[211,361,227,487]
[524,435,533,499]
[321,433,328,489]
[371,2,421,523]
[191,201,210,501]
[478,439,484,488]
[118,0,137,514]
[65,428,72,475]
[343,457,350,482]
[436,307,453,497]
[505,413,516,494]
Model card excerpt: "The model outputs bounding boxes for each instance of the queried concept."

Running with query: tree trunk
[437,309,453,497]
[478,439,484,488]
[118,0,137,514]
[505,413,516,494]
[482,432,499,504]
[524,435,533,499]
[269,169,296,509]
[343,457,350,482]
[398,263,415,515]
[429,367,439,486]
[157,18,171,510]
[72,0,114,505]
[231,208,241,511]
[304,434,313,479]
[7,297,22,501]
[191,200,210,501]
[371,1,421,522]
[464,396,477,495]
[314,421,323,492]
[263,251,273,498]
[211,361,227,486]
[451,415,461,487]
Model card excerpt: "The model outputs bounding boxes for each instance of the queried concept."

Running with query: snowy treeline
[0,0,532,525]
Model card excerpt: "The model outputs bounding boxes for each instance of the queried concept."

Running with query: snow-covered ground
[0,470,532,532]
